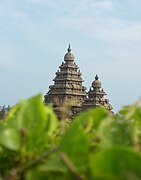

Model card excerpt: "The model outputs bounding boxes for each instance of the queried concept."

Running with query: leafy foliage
[0,94,141,180]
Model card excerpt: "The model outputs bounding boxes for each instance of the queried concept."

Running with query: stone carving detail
[44,45,113,120]
[82,75,113,113]
[44,44,87,120]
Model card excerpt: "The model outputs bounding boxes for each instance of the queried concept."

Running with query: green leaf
[71,108,109,151]
[25,155,69,180]
[98,116,132,148]
[119,100,141,123]
[119,100,141,150]
[60,121,90,174]
[0,127,20,151]
[6,94,58,154]
[25,170,67,180]
[45,107,58,137]
[89,147,141,180]
[74,107,108,132]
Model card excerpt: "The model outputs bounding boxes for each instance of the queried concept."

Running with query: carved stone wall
[44,46,113,120]
[44,45,87,120]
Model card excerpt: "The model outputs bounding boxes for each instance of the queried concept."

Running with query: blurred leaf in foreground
[89,147,141,180]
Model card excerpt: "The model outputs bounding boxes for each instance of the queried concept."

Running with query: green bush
[0,94,141,180]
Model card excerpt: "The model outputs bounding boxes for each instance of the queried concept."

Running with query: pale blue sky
[0,0,141,112]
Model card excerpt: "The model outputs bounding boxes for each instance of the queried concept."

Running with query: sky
[0,0,141,112]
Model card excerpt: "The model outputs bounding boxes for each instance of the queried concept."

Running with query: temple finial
[67,43,71,52]
[95,75,99,80]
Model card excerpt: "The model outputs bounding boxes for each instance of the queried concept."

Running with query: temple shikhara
[82,75,113,112]
[44,45,113,120]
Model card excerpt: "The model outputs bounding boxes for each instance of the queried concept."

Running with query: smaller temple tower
[82,75,113,112]
[44,44,87,120]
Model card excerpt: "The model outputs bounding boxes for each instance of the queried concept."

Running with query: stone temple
[82,75,113,112]
[44,45,113,120]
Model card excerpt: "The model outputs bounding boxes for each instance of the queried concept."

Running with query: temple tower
[44,45,87,119]
[82,75,113,112]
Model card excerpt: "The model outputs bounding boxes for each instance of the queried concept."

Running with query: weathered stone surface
[44,45,87,120]
[82,75,113,113]
[44,45,113,120]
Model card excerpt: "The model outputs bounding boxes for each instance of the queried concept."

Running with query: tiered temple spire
[44,45,113,120]
[82,75,113,112]
[44,45,87,119]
